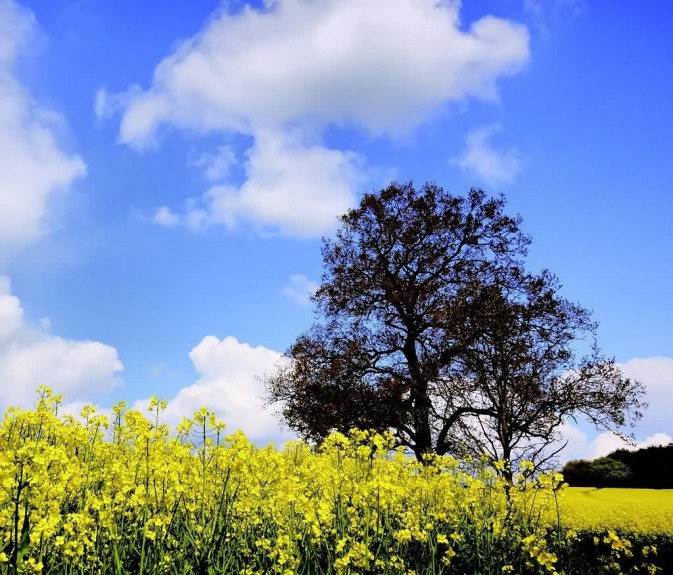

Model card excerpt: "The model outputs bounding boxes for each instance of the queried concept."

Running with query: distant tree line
[561,443,673,488]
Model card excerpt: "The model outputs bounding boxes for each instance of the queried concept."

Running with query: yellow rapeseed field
[0,387,668,575]
[559,487,673,536]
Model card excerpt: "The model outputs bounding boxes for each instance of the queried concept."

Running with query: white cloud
[152,206,181,227]
[557,356,673,462]
[618,356,673,436]
[559,424,672,463]
[282,274,318,306]
[189,145,237,182]
[0,339,123,405]
[106,0,529,237]
[203,131,362,235]
[0,0,86,251]
[152,131,363,235]
[0,276,23,342]
[93,87,140,122]
[93,87,113,119]
[123,350,673,454]
[450,124,522,187]
[151,200,210,231]
[0,0,33,64]
[133,335,293,445]
[0,276,124,411]
[115,0,529,144]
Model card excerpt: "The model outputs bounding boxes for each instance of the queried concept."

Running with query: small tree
[562,457,632,487]
[266,181,646,467]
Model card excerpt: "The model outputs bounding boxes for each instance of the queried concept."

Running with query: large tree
[266,182,645,464]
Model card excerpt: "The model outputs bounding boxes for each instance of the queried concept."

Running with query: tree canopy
[266,181,646,468]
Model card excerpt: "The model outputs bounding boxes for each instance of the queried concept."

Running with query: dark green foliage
[562,443,673,488]
[561,457,631,487]
[589,457,632,487]
[590,457,632,487]
[610,443,673,489]
[561,459,596,487]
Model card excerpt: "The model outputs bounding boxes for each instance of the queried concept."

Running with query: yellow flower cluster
[0,388,668,575]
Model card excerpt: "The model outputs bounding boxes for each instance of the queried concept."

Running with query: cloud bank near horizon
[3,281,667,461]
[0,276,123,410]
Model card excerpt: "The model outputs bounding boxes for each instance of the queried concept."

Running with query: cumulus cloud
[0,0,86,251]
[189,145,237,182]
[0,276,23,342]
[152,205,181,228]
[133,335,293,445]
[559,424,672,463]
[93,87,132,121]
[282,273,318,306]
[557,356,673,462]
[0,276,124,411]
[450,124,522,187]
[204,131,362,235]
[152,131,363,235]
[104,0,530,236]
[153,199,211,231]
[618,356,673,437]
[133,350,672,453]
[113,0,530,144]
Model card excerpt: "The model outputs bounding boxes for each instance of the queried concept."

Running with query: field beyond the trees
[561,487,673,535]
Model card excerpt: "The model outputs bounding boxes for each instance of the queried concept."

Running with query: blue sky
[0,0,671,460]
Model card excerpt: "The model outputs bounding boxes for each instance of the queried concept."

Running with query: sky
[0,0,671,462]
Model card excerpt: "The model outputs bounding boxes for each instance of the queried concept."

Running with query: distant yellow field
[557,487,673,534]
